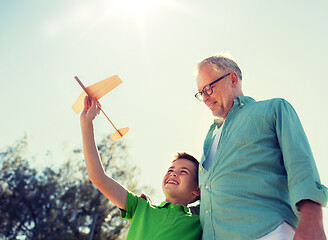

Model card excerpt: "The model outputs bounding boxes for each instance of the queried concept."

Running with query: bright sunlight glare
[113,0,159,16]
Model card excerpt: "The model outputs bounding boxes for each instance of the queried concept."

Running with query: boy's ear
[192,186,200,197]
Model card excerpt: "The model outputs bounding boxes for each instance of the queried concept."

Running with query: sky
[1,0,327,232]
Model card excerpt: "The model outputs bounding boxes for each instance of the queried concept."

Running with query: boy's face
[162,158,199,204]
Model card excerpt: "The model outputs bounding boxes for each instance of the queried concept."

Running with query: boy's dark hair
[172,152,199,171]
[172,152,200,203]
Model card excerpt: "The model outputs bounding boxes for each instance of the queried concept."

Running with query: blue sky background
[1,0,327,232]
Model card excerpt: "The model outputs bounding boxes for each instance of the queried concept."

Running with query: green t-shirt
[120,191,202,240]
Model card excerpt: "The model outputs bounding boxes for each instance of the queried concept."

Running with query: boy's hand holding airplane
[73,75,129,141]
[81,97,101,124]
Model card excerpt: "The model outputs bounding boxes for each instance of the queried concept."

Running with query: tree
[0,135,152,239]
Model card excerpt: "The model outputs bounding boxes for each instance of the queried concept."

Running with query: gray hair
[195,54,242,80]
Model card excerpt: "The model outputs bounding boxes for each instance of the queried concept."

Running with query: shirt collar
[158,201,191,214]
[233,96,256,108]
[212,96,255,127]
[213,117,224,128]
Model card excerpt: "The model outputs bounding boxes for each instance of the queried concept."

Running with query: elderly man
[195,55,327,240]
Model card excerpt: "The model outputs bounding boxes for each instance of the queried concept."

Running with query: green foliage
[0,135,152,240]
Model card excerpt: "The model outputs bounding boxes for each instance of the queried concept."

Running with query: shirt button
[205,185,209,189]
[205,210,209,214]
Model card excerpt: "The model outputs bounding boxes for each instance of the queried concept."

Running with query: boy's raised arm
[80,97,127,210]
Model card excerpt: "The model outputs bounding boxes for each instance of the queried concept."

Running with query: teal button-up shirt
[199,96,327,240]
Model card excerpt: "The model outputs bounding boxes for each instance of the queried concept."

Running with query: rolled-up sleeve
[274,99,327,214]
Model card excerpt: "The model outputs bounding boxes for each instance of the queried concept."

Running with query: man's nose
[203,93,210,102]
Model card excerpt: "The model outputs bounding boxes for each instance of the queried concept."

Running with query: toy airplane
[72,75,129,141]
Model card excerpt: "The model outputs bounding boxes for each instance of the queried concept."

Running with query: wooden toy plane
[72,75,129,141]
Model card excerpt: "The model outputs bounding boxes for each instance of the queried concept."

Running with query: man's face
[196,63,235,118]
[162,159,199,203]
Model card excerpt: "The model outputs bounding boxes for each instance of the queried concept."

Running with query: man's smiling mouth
[208,101,217,108]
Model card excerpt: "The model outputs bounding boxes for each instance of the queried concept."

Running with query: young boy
[80,97,202,240]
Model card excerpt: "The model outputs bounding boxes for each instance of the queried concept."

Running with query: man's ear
[193,186,201,197]
[230,72,239,87]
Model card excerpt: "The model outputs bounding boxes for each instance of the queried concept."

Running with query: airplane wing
[72,75,122,114]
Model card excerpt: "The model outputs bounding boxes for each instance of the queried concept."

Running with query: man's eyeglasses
[195,72,231,101]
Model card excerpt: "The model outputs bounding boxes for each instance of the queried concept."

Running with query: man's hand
[293,200,326,240]
[140,193,152,204]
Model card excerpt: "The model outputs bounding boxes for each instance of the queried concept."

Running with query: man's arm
[293,200,326,240]
[80,97,127,210]
[274,100,327,239]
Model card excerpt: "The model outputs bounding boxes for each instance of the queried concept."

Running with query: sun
[113,0,158,16]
